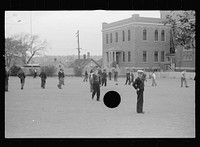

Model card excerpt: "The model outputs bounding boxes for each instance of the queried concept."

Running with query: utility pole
[76,30,81,59]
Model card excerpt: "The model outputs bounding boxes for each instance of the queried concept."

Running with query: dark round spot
[103,91,121,108]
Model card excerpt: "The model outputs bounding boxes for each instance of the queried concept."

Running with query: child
[132,70,145,114]
[18,67,26,90]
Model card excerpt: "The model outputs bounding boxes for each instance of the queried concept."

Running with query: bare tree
[5,33,49,67]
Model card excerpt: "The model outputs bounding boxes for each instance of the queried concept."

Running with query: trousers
[92,82,100,101]
[136,91,144,113]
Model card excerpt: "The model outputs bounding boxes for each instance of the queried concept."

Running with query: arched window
[154,30,158,41]
[161,30,165,41]
[143,29,147,40]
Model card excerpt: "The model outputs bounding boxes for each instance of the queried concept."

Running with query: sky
[5,10,160,56]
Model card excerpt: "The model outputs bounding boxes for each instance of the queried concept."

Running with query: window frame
[154,29,158,41]
[161,30,165,41]
[143,29,147,41]
[142,51,148,63]
[128,51,131,62]
[154,51,159,62]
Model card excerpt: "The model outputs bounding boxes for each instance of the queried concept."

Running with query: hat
[137,70,143,73]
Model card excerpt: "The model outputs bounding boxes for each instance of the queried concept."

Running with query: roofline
[102,22,170,32]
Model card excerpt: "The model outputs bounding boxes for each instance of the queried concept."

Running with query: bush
[41,65,56,77]
[74,67,83,76]
[9,65,21,76]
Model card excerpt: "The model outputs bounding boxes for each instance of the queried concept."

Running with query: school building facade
[102,12,195,73]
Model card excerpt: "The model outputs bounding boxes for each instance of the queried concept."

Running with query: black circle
[103,91,121,108]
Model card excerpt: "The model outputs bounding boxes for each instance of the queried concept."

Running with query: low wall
[147,72,195,79]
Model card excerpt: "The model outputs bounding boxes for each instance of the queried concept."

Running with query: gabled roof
[68,58,101,68]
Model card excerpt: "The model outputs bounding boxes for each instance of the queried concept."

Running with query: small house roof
[68,58,101,68]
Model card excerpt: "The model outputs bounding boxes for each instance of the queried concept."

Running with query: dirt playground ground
[5,76,195,138]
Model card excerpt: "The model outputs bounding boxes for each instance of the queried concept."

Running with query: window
[143,29,147,40]
[116,32,118,42]
[123,30,125,41]
[106,34,108,44]
[143,51,147,62]
[110,33,112,43]
[128,29,131,41]
[154,30,158,41]
[161,30,165,41]
[161,51,165,62]
[123,51,125,62]
[154,51,158,62]
[128,51,131,62]
[107,52,109,62]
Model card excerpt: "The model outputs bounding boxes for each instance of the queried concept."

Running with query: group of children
[5,65,192,114]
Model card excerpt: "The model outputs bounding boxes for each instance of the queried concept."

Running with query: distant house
[68,58,101,73]
[39,58,67,75]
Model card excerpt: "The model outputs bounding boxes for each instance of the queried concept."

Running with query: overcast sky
[5,10,160,56]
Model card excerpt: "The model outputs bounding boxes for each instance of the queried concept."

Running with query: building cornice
[102,22,171,32]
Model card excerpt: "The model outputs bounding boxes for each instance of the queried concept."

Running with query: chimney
[87,52,90,59]
[83,54,86,59]
[132,14,140,18]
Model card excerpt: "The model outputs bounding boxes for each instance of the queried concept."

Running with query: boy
[132,70,145,114]
[58,68,65,89]
[92,69,101,101]
[39,68,47,89]
[18,67,26,90]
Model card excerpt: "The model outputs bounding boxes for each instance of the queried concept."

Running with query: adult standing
[132,70,145,114]
[114,68,118,82]
[181,70,189,87]
[152,71,157,86]
[91,69,101,101]
[18,67,26,90]
[58,68,65,89]
[101,69,107,87]
[39,68,47,89]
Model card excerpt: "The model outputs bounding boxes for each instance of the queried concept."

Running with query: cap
[137,70,144,73]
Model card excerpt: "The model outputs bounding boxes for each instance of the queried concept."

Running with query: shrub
[74,66,83,76]
[9,65,21,76]
[41,65,56,77]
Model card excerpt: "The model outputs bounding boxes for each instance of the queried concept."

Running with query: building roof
[68,58,101,68]
[40,60,67,68]
[102,14,167,31]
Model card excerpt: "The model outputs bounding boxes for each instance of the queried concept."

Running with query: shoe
[186,86,189,88]
[97,100,100,101]
[137,111,145,114]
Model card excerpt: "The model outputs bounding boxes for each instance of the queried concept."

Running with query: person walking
[132,70,145,114]
[101,69,107,87]
[181,70,189,87]
[152,71,157,86]
[39,68,47,89]
[5,66,9,92]
[83,70,88,82]
[18,67,26,90]
[57,68,65,89]
[125,69,131,85]
[89,69,94,92]
[114,69,118,82]
[91,69,101,101]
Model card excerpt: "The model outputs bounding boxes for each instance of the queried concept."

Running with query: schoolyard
[5,76,195,138]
